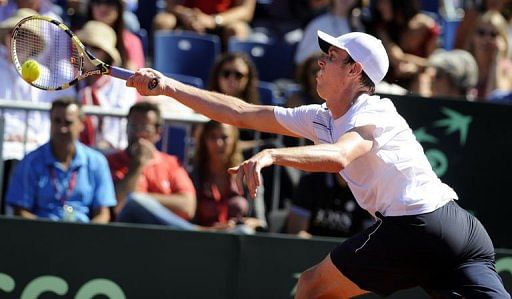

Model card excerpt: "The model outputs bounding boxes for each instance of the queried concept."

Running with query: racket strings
[13,18,81,90]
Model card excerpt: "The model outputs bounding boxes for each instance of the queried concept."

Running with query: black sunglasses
[220,69,246,80]
[91,0,118,5]
[476,28,498,38]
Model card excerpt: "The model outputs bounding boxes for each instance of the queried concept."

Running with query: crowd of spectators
[1,0,512,239]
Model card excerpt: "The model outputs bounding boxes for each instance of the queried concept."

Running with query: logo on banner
[414,107,472,177]
[0,274,125,298]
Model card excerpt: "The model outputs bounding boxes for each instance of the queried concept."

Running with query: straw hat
[0,8,38,39]
[76,21,121,66]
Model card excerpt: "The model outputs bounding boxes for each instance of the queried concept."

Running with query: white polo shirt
[274,93,457,217]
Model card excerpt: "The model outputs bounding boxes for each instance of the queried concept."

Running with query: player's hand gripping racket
[10,15,158,90]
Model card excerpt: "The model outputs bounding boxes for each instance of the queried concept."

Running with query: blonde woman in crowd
[466,10,512,100]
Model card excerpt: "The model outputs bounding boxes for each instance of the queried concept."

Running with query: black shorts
[330,200,510,298]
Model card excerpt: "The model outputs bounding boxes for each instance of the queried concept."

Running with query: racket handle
[111,66,159,90]
[110,66,134,80]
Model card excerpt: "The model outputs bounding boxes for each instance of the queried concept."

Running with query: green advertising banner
[0,218,510,298]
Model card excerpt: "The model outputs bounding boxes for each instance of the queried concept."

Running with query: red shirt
[107,150,196,196]
[193,172,248,226]
[183,0,234,14]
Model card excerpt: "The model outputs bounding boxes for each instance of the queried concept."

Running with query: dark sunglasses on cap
[476,28,498,38]
[220,69,247,80]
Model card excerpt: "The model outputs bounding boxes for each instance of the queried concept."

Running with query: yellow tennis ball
[21,59,41,83]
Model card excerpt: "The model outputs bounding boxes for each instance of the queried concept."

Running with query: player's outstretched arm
[127,68,295,136]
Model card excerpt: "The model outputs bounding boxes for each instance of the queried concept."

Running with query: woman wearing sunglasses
[204,52,271,204]
[206,52,262,148]
[208,52,260,105]
[453,0,507,51]
[467,10,512,100]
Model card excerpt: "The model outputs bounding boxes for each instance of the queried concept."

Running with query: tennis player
[127,31,510,298]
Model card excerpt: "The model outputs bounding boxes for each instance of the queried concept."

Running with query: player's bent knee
[296,266,318,290]
[295,256,368,299]
[295,267,323,299]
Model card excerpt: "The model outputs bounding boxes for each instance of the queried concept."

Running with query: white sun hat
[317,30,389,85]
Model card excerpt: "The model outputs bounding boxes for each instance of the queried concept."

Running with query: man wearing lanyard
[6,97,116,223]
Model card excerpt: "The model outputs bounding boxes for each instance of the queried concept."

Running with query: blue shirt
[6,142,116,222]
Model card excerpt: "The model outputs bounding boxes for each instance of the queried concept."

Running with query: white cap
[317,31,389,85]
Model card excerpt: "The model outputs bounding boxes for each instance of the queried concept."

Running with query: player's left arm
[229,125,375,198]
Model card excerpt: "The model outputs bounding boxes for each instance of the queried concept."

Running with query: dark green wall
[0,218,510,298]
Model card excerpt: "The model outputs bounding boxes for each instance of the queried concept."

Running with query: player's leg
[295,217,421,298]
[452,211,510,298]
[452,259,510,298]
[295,254,369,299]
[433,201,510,298]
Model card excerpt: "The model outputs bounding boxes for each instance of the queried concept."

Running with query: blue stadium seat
[156,124,188,164]
[419,0,439,15]
[228,38,296,82]
[258,81,285,106]
[154,31,221,84]
[166,73,204,89]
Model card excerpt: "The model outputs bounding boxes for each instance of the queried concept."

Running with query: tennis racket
[10,15,157,90]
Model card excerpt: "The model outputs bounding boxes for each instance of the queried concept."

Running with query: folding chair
[228,38,296,82]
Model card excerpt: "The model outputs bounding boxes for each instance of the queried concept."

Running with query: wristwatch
[214,14,224,27]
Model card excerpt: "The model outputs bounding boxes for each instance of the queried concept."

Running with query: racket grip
[110,66,134,80]
[111,66,159,90]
